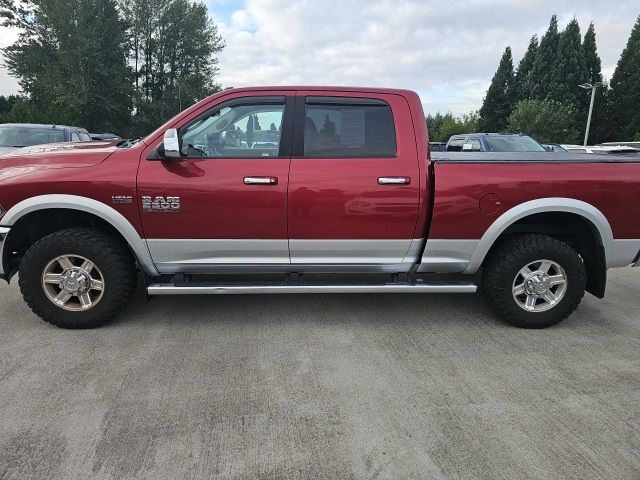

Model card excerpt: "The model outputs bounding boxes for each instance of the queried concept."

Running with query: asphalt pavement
[1,268,639,479]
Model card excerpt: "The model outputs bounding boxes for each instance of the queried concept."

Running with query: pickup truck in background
[445,132,547,152]
[0,123,92,156]
[0,86,639,329]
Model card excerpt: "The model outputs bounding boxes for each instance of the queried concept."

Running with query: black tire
[481,234,586,328]
[18,227,137,329]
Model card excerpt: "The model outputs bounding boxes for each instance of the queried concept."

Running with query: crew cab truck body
[0,86,639,329]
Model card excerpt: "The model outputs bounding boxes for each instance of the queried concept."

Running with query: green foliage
[513,36,538,100]
[120,0,225,136]
[583,23,603,83]
[528,15,560,100]
[478,47,515,132]
[426,111,479,142]
[1,0,133,134]
[580,23,606,143]
[507,99,579,144]
[0,95,19,118]
[0,0,224,136]
[607,16,640,140]
[548,19,587,112]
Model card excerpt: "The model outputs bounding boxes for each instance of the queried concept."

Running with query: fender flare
[463,197,614,274]
[1,194,159,276]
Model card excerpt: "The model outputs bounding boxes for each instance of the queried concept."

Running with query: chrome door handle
[244,176,278,185]
[378,176,411,185]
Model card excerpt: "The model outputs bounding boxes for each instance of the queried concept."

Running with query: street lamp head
[578,83,593,90]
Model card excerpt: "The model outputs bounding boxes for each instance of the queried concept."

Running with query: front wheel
[18,228,138,328]
[481,234,586,328]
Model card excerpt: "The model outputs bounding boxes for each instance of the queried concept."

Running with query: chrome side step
[147,282,477,295]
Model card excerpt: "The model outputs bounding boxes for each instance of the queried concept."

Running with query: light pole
[578,82,604,146]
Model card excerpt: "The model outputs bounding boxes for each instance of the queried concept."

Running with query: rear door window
[446,137,465,151]
[302,98,396,157]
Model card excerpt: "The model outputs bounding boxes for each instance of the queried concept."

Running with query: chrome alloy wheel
[512,259,567,312]
[41,255,105,311]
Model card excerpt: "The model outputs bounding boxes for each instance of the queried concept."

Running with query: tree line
[0,0,224,136]
[428,15,640,145]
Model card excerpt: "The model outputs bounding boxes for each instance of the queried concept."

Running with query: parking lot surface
[0,268,639,480]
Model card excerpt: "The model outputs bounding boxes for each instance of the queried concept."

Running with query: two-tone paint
[1,86,639,285]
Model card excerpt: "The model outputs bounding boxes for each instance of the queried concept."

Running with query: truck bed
[432,152,640,163]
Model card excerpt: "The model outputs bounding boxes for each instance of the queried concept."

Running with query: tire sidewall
[484,236,586,328]
[19,231,134,327]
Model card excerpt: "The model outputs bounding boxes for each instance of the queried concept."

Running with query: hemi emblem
[142,196,181,212]
[112,195,133,204]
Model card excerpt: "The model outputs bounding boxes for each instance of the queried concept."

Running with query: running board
[147,281,477,295]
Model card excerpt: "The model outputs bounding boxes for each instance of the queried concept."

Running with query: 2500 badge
[142,196,181,212]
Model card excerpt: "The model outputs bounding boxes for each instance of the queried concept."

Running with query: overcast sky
[0,0,637,115]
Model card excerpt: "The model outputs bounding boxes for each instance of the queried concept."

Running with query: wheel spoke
[79,293,92,308]
[513,284,526,296]
[525,295,537,310]
[539,261,553,273]
[548,274,566,286]
[57,256,74,270]
[519,266,533,277]
[54,290,72,306]
[542,291,558,305]
[90,278,104,291]
[80,259,94,273]
[43,273,63,285]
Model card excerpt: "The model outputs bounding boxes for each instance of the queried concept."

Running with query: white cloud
[0,26,20,95]
[214,0,638,114]
[0,0,638,115]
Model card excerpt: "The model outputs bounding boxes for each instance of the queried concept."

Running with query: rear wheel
[481,234,586,328]
[19,228,137,328]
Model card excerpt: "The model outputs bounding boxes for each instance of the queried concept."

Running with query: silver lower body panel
[0,226,9,276]
[417,239,479,273]
[147,238,424,274]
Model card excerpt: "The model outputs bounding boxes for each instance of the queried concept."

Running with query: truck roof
[220,85,419,96]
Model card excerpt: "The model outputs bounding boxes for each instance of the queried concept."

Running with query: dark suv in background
[445,133,546,152]
[0,123,91,156]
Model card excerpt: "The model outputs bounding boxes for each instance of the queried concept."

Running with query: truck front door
[137,94,294,273]
[287,92,421,271]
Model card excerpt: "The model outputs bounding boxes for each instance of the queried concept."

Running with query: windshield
[0,126,65,147]
[485,136,545,152]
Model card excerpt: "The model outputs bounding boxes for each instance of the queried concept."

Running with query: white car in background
[562,144,640,155]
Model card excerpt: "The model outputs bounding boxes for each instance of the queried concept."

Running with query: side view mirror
[163,128,181,158]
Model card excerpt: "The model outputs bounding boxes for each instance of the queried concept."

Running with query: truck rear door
[287,91,421,270]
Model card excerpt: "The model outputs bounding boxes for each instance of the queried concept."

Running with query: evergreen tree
[580,22,605,143]
[529,15,560,100]
[478,47,515,132]
[607,16,640,140]
[513,35,538,100]
[120,0,225,136]
[1,0,133,133]
[583,23,603,83]
[547,19,587,110]
[321,114,337,137]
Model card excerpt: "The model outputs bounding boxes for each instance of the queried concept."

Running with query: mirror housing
[163,128,181,158]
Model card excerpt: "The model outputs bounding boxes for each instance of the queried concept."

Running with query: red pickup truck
[0,86,639,329]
